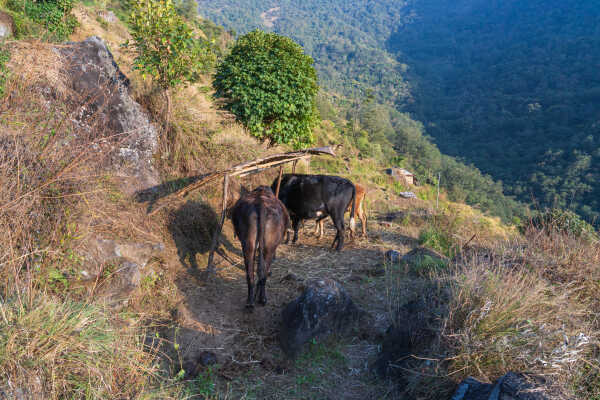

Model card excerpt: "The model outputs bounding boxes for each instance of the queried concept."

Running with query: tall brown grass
[385,217,600,399]
[0,45,169,399]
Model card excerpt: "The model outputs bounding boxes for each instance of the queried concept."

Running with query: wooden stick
[206,174,229,275]
[292,159,298,174]
[275,165,284,197]
[147,146,336,215]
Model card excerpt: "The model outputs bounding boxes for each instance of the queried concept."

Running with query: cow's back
[274,174,354,218]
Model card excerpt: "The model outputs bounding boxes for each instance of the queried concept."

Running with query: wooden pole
[206,174,229,275]
[292,159,298,174]
[436,172,440,210]
[275,165,284,197]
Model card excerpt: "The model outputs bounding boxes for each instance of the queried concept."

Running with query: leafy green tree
[126,0,214,124]
[213,30,319,148]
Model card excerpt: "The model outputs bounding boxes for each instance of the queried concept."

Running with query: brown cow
[314,183,367,239]
[231,186,289,309]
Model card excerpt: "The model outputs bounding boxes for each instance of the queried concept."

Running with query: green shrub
[7,0,78,41]
[214,30,319,149]
[0,48,9,98]
[125,0,214,122]
[419,221,459,258]
[525,208,598,240]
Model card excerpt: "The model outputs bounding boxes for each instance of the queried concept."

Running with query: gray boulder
[452,372,554,400]
[58,36,159,195]
[80,238,164,304]
[0,11,13,39]
[279,279,360,357]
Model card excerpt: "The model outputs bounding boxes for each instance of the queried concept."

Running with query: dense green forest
[198,0,600,224]
[197,0,411,104]
[388,0,600,223]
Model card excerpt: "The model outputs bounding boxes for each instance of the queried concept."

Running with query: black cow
[272,174,356,251]
[231,186,289,309]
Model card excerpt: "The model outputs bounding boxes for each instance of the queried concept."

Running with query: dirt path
[168,219,417,399]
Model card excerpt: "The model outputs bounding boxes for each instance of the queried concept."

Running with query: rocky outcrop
[452,372,555,400]
[0,11,13,39]
[279,279,360,358]
[81,238,164,304]
[45,37,165,304]
[58,36,159,196]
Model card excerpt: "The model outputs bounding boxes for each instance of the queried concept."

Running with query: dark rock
[58,36,159,196]
[384,249,402,263]
[197,351,218,367]
[0,11,13,39]
[374,299,436,378]
[183,351,219,379]
[452,372,554,400]
[281,272,302,282]
[279,278,360,358]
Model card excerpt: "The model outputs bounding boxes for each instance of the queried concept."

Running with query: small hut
[385,167,415,186]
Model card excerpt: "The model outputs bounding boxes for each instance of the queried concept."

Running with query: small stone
[399,191,417,199]
[384,249,402,263]
[281,272,301,282]
[197,351,218,367]
[98,10,117,23]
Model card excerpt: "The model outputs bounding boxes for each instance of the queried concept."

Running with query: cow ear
[240,185,249,196]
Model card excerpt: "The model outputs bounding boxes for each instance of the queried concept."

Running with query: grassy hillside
[0,1,598,399]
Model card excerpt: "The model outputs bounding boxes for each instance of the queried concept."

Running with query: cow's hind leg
[292,216,301,244]
[359,203,367,237]
[242,240,256,310]
[258,246,275,306]
[330,210,345,251]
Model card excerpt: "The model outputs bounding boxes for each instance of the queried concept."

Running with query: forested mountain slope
[198,0,600,223]
[391,0,600,222]
[197,0,411,103]
[197,0,526,221]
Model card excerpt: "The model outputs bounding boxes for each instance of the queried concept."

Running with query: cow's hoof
[245,304,255,313]
[258,297,267,306]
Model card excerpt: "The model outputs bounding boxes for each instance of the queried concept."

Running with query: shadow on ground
[167,200,237,274]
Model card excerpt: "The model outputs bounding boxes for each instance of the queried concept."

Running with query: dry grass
[383,225,600,399]
[0,45,174,399]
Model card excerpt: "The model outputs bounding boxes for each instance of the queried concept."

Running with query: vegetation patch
[0,296,159,399]
[214,30,319,148]
[6,0,78,41]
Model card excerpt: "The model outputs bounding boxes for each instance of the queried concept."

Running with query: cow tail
[257,205,267,284]
[349,184,357,233]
